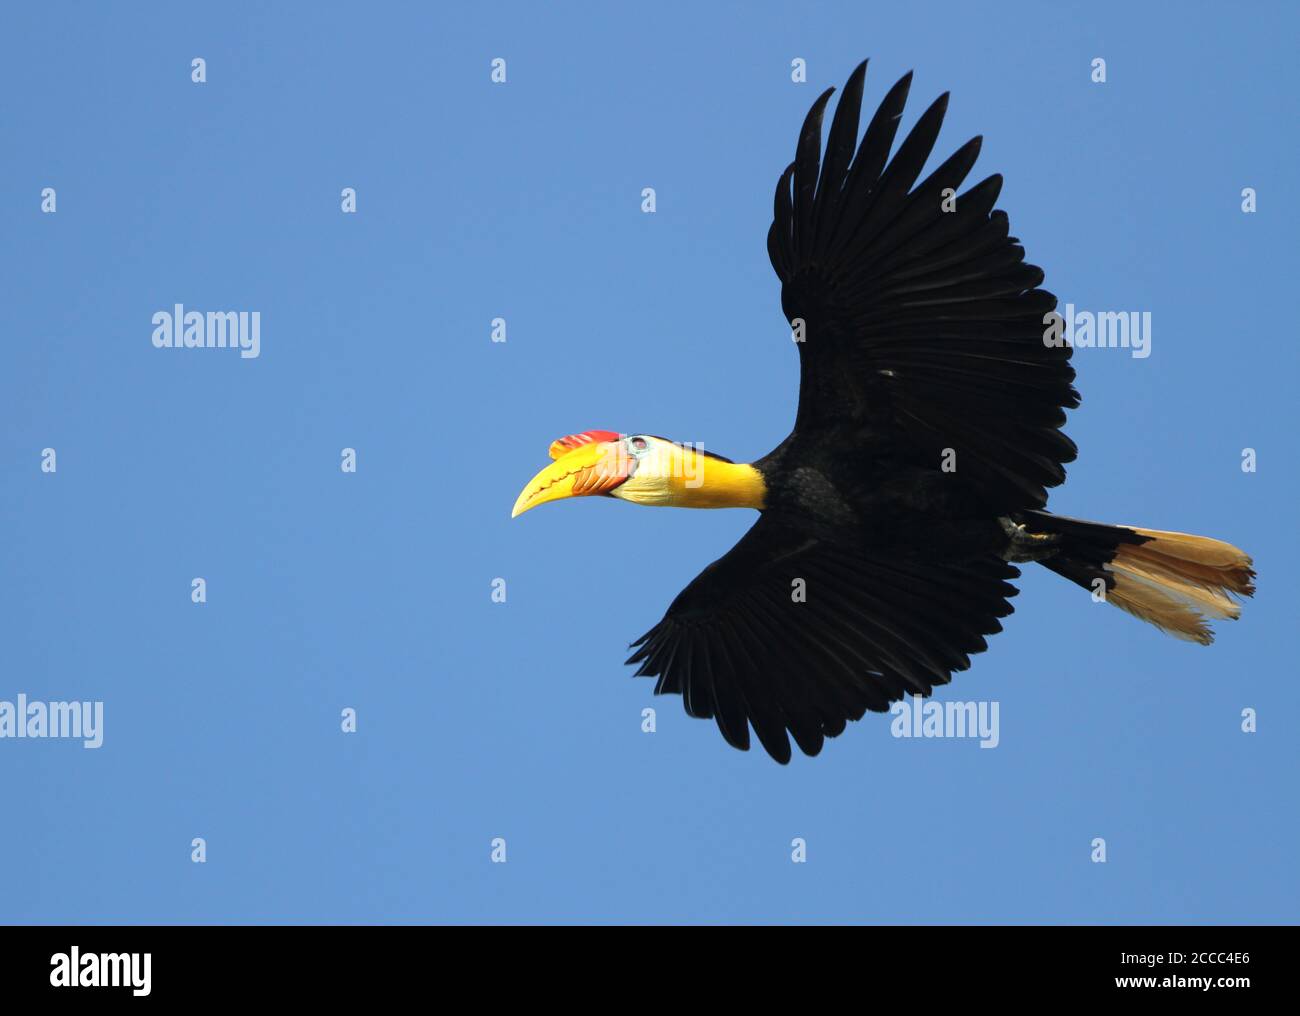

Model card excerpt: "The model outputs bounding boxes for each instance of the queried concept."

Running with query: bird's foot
[998,516,1061,563]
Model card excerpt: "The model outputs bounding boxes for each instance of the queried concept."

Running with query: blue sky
[1,1,1296,924]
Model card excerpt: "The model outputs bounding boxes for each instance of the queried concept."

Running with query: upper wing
[768,60,1079,512]
[626,515,1019,763]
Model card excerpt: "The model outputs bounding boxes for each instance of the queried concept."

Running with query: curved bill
[511,439,631,518]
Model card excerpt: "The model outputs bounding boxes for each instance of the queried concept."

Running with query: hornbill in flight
[511,60,1255,763]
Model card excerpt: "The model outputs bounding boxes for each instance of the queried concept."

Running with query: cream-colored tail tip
[1107,527,1255,644]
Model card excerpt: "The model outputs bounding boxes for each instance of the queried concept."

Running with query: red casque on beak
[546,430,622,460]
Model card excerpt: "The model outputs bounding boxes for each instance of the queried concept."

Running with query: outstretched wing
[768,60,1078,512]
[626,516,1019,763]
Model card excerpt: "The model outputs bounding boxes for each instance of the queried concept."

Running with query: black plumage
[628,61,1076,762]
[617,59,1252,762]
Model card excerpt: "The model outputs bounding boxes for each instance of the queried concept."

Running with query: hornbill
[511,60,1255,763]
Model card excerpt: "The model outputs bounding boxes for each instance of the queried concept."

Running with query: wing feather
[626,517,1018,762]
[769,65,1077,512]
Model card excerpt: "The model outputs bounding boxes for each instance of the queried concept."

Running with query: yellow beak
[511,440,631,518]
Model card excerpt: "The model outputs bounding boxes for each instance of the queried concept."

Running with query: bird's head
[511,430,765,517]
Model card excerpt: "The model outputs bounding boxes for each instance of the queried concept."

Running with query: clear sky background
[1,2,1296,924]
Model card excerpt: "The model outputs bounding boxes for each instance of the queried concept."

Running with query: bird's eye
[627,436,649,457]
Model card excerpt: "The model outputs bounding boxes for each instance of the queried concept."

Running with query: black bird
[511,60,1255,763]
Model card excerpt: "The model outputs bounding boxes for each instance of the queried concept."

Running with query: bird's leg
[998,516,1061,563]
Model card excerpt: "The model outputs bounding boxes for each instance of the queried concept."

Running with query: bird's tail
[1020,510,1255,645]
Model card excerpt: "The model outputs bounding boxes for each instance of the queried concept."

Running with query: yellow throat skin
[612,448,767,510]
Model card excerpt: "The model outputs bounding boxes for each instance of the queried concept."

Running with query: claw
[999,516,1061,562]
